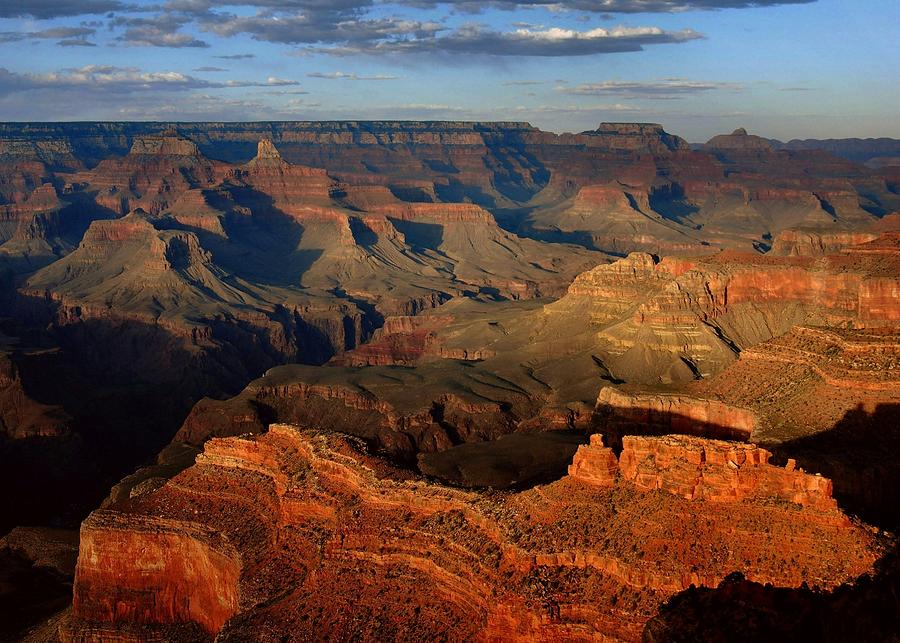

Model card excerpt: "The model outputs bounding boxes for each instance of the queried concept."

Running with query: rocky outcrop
[618,435,837,512]
[569,432,839,513]
[704,128,776,153]
[129,136,201,157]
[64,424,879,641]
[567,433,618,486]
[233,138,334,211]
[770,229,881,256]
[79,136,228,216]
[585,123,690,153]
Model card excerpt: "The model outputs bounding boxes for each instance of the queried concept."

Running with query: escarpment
[65,424,879,642]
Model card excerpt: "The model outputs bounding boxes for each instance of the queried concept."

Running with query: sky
[0,0,896,141]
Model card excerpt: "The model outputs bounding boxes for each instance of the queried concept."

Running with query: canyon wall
[595,387,758,444]
[72,512,240,637]
[64,424,879,642]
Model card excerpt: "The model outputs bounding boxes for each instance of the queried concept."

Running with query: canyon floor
[1,122,898,641]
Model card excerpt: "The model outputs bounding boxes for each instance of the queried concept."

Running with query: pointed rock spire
[256,138,282,161]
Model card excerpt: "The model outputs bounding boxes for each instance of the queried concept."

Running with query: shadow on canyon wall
[0,290,346,534]
[0,549,73,641]
[774,402,900,532]
[594,408,753,454]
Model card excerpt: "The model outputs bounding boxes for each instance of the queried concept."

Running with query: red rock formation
[80,136,228,216]
[567,433,617,486]
[71,512,240,636]
[568,432,838,513]
[770,229,881,256]
[64,424,880,641]
[230,138,336,219]
[618,435,838,512]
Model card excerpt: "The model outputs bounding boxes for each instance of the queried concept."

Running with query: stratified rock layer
[617,435,836,511]
[65,424,879,642]
[595,387,758,444]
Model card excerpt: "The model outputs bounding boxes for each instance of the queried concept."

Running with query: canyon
[0,121,898,641]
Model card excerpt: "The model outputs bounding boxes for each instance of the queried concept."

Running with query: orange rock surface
[618,435,837,512]
[64,424,880,642]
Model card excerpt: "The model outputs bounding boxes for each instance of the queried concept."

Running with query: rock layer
[64,424,879,642]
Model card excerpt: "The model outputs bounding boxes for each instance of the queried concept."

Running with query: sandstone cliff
[64,424,879,642]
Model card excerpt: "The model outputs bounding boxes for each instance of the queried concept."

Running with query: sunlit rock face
[64,424,878,642]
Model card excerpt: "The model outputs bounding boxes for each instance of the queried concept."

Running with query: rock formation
[63,424,879,642]
[567,433,618,486]
[570,432,838,512]
[704,127,776,153]
[76,135,228,216]
[770,229,882,256]
[618,435,836,511]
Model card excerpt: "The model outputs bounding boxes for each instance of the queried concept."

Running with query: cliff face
[595,387,758,445]
[64,424,879,642]
[73,513,240,636]
[592,237,900,383]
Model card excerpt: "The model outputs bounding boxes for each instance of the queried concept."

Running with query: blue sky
[0,0,896,141]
